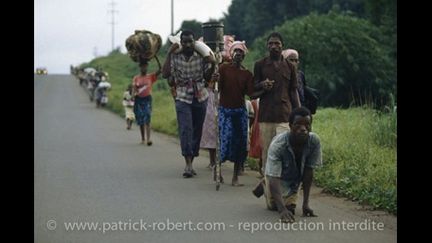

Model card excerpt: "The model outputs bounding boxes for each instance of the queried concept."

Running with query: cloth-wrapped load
[169,32,216,63]
[125,30,162,63]
[220,35,235,62]
[98,81,111,89]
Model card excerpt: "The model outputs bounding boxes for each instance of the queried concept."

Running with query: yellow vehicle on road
[36,67,48,75]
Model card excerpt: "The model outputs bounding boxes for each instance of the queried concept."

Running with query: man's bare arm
[268,176,295,222]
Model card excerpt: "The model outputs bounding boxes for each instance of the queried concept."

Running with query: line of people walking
[121,29,322,223]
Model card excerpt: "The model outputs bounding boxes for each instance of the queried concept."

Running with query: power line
[108,1,118,51]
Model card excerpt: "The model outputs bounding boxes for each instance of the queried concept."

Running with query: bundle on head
[125,30,162,63]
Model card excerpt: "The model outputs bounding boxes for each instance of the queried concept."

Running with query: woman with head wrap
[282,49,305,106]
[212,41,261,186]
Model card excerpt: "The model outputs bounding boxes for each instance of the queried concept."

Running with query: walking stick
[210,46,223,191]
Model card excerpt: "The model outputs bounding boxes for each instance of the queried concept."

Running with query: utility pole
[108,1,118,51]
[171,0,174,34]
[93,47,98,57]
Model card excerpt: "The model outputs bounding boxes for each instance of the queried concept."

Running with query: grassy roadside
[312,107,396,214]
[79,52,397,214]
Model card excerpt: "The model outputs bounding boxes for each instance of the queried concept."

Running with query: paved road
[34,74,396,243]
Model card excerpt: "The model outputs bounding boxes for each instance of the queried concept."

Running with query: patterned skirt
[133,95,152,125]
[218,106,248,164]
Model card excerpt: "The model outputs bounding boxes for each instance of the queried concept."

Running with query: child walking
[122,84,135,130]
[132,57,161,145]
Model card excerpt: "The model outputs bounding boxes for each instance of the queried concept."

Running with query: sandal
[252,180,265,198]
[182,171,193,178]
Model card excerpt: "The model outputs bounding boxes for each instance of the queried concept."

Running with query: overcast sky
[34,0,232,74]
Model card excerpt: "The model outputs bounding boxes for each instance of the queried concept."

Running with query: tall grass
[312,107,397,213]
[370,93,397,148]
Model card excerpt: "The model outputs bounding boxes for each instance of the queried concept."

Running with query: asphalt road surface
[34,74,396,243]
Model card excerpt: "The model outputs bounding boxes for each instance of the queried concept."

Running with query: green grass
[151,89,178,136]
[78,52,397,214]
[312,107,396,213]
[246,157,259,171]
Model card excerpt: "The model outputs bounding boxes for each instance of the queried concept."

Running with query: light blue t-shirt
[265,131,322,194]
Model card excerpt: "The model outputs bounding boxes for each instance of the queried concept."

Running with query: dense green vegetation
[223,0,396,48]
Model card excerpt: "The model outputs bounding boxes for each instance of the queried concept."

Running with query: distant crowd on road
[71,66,111,108]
